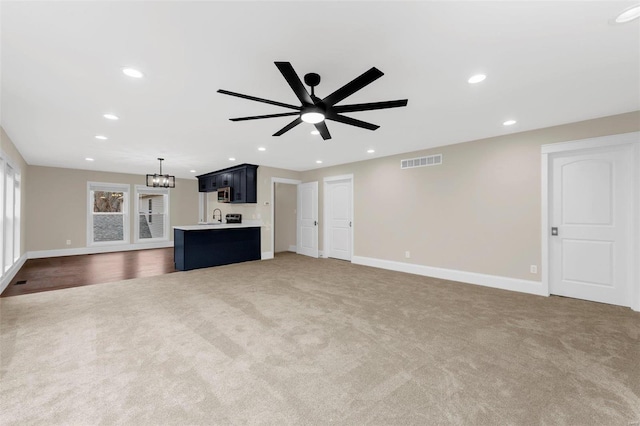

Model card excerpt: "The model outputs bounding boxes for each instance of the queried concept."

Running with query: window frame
[133,185,170,244]
[0,151,21,274]
[87,182,130,246]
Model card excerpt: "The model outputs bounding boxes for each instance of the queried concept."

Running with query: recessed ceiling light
[103,113,119,120]
[95,135,108,140]
[503,119,517,126]
[316,160,323,164]
[468,74,486,84]
[258,147,266,151]
[310,130,320,135]
[367,149,375,154]
[85,157,94,162]
[122,67,144,78]
[190,170,196,173]
[615,4,640,23]
[229,157,236,161]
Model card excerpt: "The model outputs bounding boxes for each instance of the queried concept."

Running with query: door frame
[541,131,640,311]
[270,177,302,257]
[323,174,354,261]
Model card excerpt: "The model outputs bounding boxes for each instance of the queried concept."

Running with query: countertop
[174,220,263,231]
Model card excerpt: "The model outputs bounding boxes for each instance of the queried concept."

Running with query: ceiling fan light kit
[218,61,408,140]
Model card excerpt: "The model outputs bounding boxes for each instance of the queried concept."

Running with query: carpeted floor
[1,253,639,425]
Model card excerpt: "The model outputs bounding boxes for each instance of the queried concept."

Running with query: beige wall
[205,165,301,252]
[301,111,640,281]
[25,166,198,251]
[0,127,28,258]
[10,110,640,282]
[274,182,297,253]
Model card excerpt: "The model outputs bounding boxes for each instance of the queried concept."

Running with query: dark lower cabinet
[174,227,261,271]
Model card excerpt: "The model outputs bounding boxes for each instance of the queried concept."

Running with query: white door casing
[269,177,302,260]
[297,181,319,258]
[324,176,353,261]
[542,132,639,311]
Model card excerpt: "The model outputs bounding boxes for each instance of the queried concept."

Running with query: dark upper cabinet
[196,164,258,204]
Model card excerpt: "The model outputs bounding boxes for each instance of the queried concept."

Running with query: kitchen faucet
[212,208,222,223]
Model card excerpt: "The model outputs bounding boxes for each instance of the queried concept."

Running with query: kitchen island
[173,222,261,271]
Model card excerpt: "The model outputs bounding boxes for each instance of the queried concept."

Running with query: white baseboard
[351,256,548,297]
[261,251,274,260]
[0,253,28,294]
[288,245,297,252]
[28,241,174,259]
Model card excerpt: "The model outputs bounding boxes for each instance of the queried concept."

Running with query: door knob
[314,220,317,226]
[551,227,558,236]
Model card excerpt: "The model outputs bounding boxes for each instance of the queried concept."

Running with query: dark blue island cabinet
[174,226,261,271]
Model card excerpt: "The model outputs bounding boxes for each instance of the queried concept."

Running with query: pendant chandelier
[146,158,175,188]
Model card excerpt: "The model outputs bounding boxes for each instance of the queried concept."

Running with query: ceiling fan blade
[275,62,314,105]
[322,67,384,107]
[314,121,331,140]
[273,117,302,136]
[229,111,300,122]
[333,99,408,113]
[326,113,380,131]
[217,89,300,110]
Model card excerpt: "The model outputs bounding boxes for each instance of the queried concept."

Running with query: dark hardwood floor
[1,248,176,298]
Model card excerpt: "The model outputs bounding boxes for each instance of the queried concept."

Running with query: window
[87,182,130,245]
[134,185,169,242]
[0,153,21,274]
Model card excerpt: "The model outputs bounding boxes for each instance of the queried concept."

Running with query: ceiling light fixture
[301,111,325,124]
[85,157,94,162]
[190,170,196,173]
[95,135,108,140]
[316,160,323,164]
[468,74,487,84]
[614,4,640,23]
[503,119,517,126]
[258,147,266,151]
[122,67,144,78]
[310,130,320,135]
[146,158,175,188]
[229,157,236,161]
[367,149,375,153]
[103,113,119,120]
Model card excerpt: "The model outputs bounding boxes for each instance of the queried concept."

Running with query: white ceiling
[2,1,639,179]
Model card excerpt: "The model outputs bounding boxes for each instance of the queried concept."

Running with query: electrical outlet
[66,240,71,246]
[530,265,538,274]
[405,251,411,259]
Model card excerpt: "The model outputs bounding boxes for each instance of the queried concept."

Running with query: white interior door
[326,179,352,261]
[297,181,318,258]
[549,146,631,306]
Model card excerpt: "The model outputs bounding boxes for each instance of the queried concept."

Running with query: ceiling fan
[217,62,408,140]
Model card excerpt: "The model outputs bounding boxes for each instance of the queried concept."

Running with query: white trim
[541,131,639,154]
[288,245,297,252]
[87,182,131,246]
[0,253,27,294]
[323,174,353,183]
[261,251,274,260]
[133,185,170,244]
[352,256,547,296]
[28,240,174,259]
[270,177,302,256]
[323,174,354,261]
[541,131,640,311]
